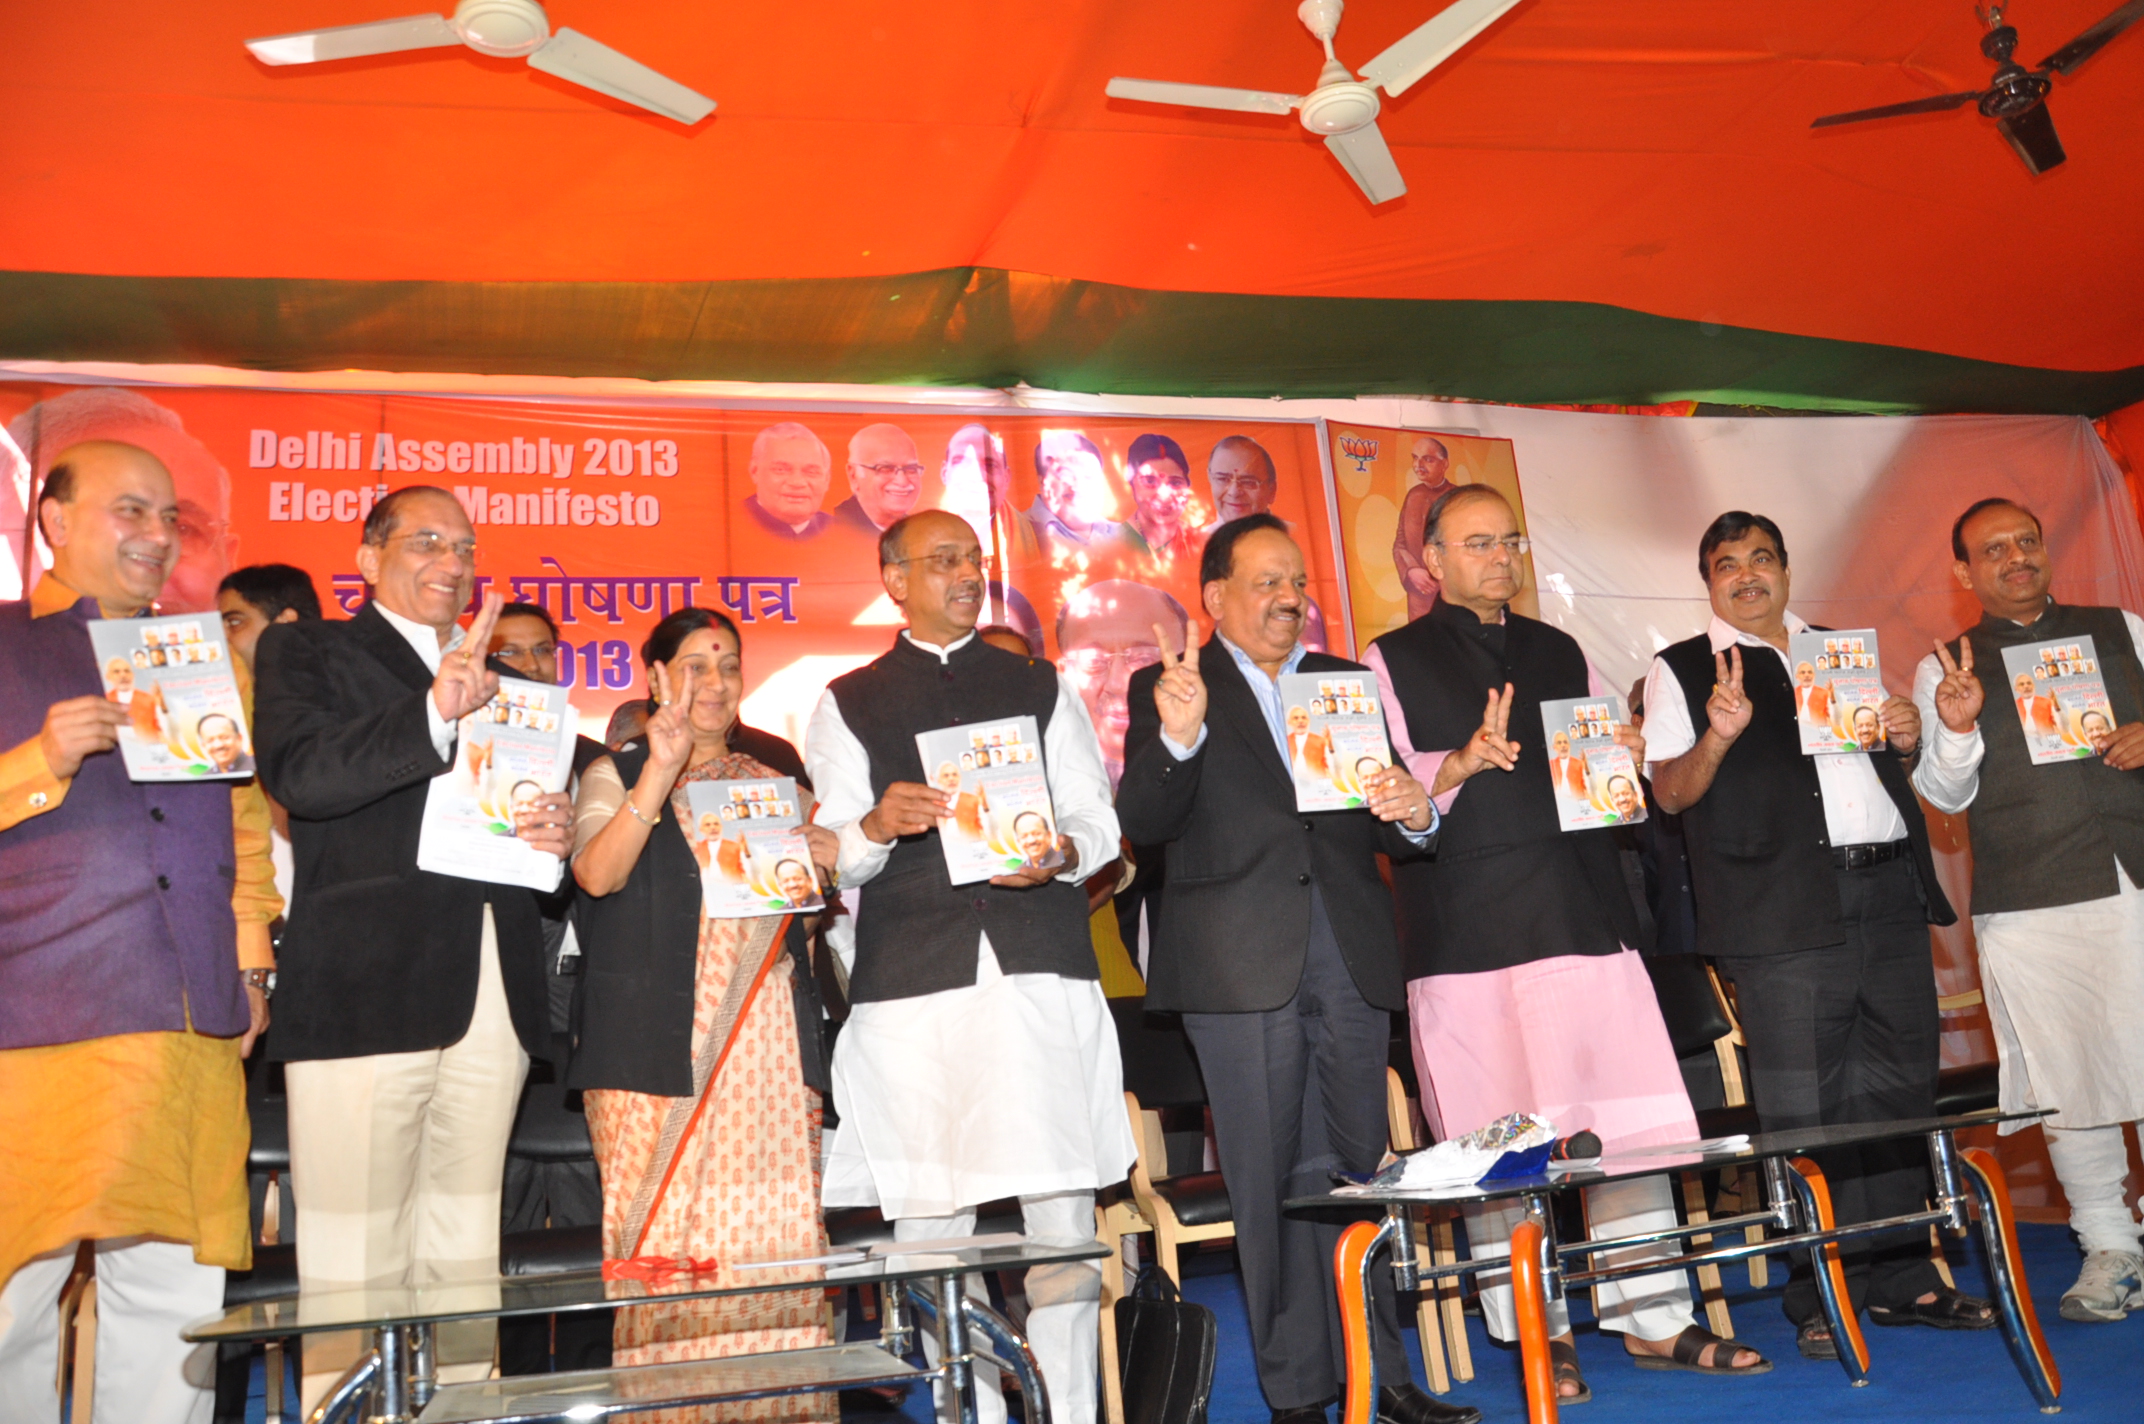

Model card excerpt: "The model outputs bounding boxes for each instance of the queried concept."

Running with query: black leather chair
[498,1041,611,1377]
[212,1245,299,1423]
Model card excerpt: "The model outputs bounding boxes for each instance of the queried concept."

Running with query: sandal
[1867,1286,1996,1331]
[1626,1325,1772,1376]
[1547,1338,1592,1405]
[1795,1320,1837,1361]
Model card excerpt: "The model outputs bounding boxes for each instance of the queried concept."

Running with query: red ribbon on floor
[602,1255,723,1282]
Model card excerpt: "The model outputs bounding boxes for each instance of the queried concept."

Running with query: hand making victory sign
[432,589,505,723]
[1929,639,1985,733]
[1430,683,1520,797]
[1152,621,1209,750]
[1706,646,1754,743]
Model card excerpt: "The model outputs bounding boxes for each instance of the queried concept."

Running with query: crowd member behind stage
[253,486,576,1409]
[806,510,1130,1424]
[1115,515,1468,1424]
[1369,487,1765,1402]
[1913,498,2144,1322]
[0,441,278,1423]
[217,563,322,669]
[569,606,839,1396]
[1644,510,1991,1359]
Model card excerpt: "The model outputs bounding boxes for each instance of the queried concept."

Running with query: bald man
[0,440,278,1423]
[834,423,927,535]
[1392,437,1458,621]
[10,388,237,614]
[744,421,834,539]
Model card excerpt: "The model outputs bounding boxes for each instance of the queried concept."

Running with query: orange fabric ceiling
[4,0,2142,372]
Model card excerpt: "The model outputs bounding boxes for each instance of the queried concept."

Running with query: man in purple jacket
[0,440,279,1423]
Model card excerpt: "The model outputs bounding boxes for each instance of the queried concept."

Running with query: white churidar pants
[0,1238,222,1424]
[1461,1176,1694,1342]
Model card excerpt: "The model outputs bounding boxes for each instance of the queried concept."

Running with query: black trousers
[1181,888,1405,1411]
[1718,856,1944,1323]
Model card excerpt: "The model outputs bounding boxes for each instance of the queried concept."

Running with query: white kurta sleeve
[1641,655,1696,778]
[1911,648,1984,814]
[1045,672,1123,881]
[804,688,894,888]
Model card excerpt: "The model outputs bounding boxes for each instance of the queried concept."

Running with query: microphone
[1549,1130,1602,1162]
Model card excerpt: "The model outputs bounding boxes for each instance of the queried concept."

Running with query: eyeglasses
[1061,647,1166,679]
[1433,535,1531,557]
[853,461,926,480]
[894,550,996,576]
[382,531,479,559]
[497,641,557,662]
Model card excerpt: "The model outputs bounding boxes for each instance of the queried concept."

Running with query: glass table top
[186,1239,1109,1343]
[1286,1109,2047,1212]
[417,1343,923,1423]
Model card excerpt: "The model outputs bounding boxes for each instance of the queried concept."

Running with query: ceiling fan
[1105,0,1525,205]
[1809,1,2144,174]
[244,0,715,125]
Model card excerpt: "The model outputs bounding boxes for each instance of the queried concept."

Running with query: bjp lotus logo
[1336,433,1380,474]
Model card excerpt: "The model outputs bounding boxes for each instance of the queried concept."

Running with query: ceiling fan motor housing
[455,0,552,56]
[1298,57,1380,133]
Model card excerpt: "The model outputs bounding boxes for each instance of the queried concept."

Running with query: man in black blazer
[1116,515,1473,1424]
[253,486,574,1407]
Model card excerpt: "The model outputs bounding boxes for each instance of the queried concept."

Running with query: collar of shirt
[1706,608,1808,656]
[900,628,977,664]
[28,573,125,620]
[374,599,465,675]
[1217,632,1309,759]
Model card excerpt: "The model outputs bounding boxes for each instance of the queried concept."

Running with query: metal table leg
[407,1323,436,1413]
[1959,1146,2064,1413]
[962,1296,1054,1424]
[303,1346,379,1424]
[1784,1157,1870,1385]
[1508,1207,1557,1424]
[938,1270,980,1424]
[375,1324,411,1422]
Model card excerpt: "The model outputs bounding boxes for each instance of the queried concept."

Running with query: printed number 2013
[583,437,679,477]
[557,640,635,691]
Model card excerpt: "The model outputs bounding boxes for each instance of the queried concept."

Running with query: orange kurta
[0,575,280,1285]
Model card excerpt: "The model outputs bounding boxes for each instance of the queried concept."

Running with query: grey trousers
[1182,889,1406,1411]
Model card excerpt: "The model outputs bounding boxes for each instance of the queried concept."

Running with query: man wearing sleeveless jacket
[1912,498,2144,1323]
[1643,511,1991,1357]
[805,510,1132,1424]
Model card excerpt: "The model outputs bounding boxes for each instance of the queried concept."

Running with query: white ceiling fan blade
[527,27,716,124]
[1106,77,1301,116]
[1358,0,1525,97]
[1324,122,1407,204]
[245,13,458,65]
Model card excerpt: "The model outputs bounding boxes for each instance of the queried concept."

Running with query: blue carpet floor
[241,1223,2135,1422]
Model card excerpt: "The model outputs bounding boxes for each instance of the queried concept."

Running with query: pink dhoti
[1408,949,1701,1342]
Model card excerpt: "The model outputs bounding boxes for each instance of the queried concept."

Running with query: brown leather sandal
[1626,1324,1773,1376]
[1548,1338,1592,1404]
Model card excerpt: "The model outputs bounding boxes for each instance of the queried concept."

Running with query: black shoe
[1378,1382,1483,1424]
[1272,1405,1329,1424]
[1867,1286,1997,1331]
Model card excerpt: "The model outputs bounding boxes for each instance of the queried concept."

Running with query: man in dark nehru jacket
[0,441,277,1423]
[1643,510,1992,1358]
[805,508,1131,1424]
[1116,513,1471,1424]
[253,485,576,1408]
[1912,498,2144,1323]
[1368,486,1765,1403]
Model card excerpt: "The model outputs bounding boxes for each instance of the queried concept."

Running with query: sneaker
[2058,1250,2143,1323]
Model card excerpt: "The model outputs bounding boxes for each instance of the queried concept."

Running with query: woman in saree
[569,606,838,1419]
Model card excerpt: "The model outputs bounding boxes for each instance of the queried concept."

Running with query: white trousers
[288,910,528,1408]
[897,1191,1100,1424]
[0,1238,223,1424]
[2043,1123,2144,1257]
[1461,1175,1694,1342]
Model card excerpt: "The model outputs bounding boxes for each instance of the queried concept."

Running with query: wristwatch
[243,968,276,999]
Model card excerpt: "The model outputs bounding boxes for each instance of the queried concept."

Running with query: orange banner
[0,384,1346,771]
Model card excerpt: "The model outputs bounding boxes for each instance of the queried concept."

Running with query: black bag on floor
[1116,1265,1216,1424]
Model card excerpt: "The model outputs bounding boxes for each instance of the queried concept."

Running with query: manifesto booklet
[87,614,254,781]
[1276,672,1396,813]
[681,777,826,917]
[915,716,1065,885]
[1788,629,1887,755]
[2002,636,2113,764]
[415,676,578,891]
[1539,694,1647,831]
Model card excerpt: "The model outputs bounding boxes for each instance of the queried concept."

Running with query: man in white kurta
[1912,497,2144,1323]
[807,510,1134,1424]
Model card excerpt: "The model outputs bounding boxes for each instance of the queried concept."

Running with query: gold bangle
[624,799,657,829]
